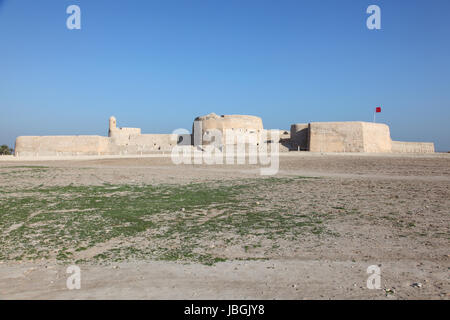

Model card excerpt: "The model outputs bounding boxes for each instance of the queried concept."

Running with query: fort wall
[193,113,263,146]
[361,122,392,153]
[391,141,435,153]
[290,124,309,151]
[14,135,110,157]
[308,122,395,153]
[112,134,178,154]
[308,122,366,152]
[13,115,435,156]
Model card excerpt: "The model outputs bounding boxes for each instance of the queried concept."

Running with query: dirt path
[0,259,447,299]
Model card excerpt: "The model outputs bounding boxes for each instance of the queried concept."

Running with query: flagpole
[374,106,381,122]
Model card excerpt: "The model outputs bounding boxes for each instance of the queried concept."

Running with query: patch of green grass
[0,176,334,265]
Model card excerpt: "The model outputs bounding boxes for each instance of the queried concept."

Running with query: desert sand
[0,152,448,299]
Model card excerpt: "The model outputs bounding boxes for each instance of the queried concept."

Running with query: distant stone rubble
[14,114,434,156]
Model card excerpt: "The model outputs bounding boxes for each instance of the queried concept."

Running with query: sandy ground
[0,152,449,299]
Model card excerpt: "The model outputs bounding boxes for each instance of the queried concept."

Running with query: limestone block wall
[391,141,435,153]
[308,122,365,152]
[108,116,141,143]
[290,123,309,151]
[15,134,181,156]
[14,136,111,156]
[14,116,184,157]
[193,113,263,146]
[361,122,392,153]
[110,127,141,138]
[13,116,436,156]
[308,122,392,153]
[263,129,290,152]
[110,134,178,154]
[106,116,178,154]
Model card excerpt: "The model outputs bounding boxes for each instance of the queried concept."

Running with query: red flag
[375,107,381,113]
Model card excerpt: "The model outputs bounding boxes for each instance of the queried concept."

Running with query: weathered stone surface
[13,116,435,156]
[290,124,309,151]
[193,113,263,146]
[308,122,392,153]
[108,116,141,143]
[361,122,392,153]
[15,117,179,156]
[391,141,435,153]
[308,122,365,153]
[14,135,111,157]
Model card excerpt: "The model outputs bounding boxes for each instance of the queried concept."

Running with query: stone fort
[14,114,434,156]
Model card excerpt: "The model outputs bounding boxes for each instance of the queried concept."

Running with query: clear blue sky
[1,0,449,151]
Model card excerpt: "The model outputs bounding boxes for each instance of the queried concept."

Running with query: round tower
[108,116,117,137]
